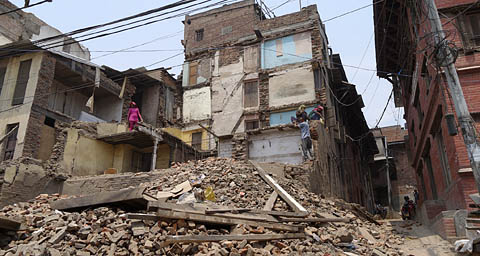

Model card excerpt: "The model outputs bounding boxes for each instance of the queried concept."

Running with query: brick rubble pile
[0,158,406,255]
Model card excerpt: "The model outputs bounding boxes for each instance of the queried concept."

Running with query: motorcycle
[401,199,416,220]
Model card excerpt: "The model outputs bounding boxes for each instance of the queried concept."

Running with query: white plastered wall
[0,52,44,159]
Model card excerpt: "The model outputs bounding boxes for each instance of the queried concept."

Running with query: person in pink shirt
[127,102,143,131]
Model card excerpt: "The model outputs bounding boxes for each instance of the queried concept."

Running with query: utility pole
[425,0,480,198]
[384,136,392,209]
[299,0,302,10]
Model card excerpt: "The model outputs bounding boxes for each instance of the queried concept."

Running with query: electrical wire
[374,89,394,128]
[0,0,207,57]
[323,0,385,23]
[0,0,52,17]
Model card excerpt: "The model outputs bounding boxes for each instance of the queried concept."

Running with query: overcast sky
[10,0,405,128]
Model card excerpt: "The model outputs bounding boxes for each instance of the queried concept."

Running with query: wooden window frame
[3,123,19,161]
[192,132,202,150]
[0,66,6,97]
[188,62,198,86]
[12,59,32,106]
[243,79,259,108]
[435,127,452,187]
[195,29,204,42]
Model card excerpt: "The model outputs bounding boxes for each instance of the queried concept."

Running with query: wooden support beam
[50,187,147,211]
[263,192,278,211]
[148,201,277,222]
[128,211,300,232]
[278,217,351,223]
[0,217,21,231]
[163,233,305,244]
[249,160,308,213]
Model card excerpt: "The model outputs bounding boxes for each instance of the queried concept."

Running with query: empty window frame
[12,59,32,106]
[458,11,480,49]
[195,29,204,42]
[165,88,174,121]
[421,57,431,91]
[3,123,19,161]
[0,66,6,97]
[435,127,452,187]
[245,120,259,131]
[192,132,202,150]
[244,80,259,108]
[424,155,438,200]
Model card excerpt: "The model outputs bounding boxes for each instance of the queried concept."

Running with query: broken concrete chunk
[48,227,67,244]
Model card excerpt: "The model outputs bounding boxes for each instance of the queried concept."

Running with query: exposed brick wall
[23,53,56,158]
[184,0,259,53]
[436,0,477,10]
[121,79,136,123]
[258,72,270,127]
[399,3,480,222]
[431,215,456,239]
[219,47,242,67]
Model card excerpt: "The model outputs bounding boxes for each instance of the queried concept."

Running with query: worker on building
[127,102,143,131]
[309,105,324,121]
[298,117,313,161]
[296,105,309,122]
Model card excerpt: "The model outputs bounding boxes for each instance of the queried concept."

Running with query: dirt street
[386,219,455,256]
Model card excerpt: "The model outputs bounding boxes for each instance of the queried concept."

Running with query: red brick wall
[431,215,456,239]
[436,0,477,10]
[402,1,480,218]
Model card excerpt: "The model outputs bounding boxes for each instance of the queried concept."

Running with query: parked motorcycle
[401,196,416,220]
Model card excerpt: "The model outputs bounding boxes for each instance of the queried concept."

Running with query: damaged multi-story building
[175,0,378,211]
[0,0,203,184]
[374,0,480,238]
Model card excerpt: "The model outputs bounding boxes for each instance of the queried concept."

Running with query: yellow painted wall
[162,127,209,150]
[62,129,115,176]
[97,123,128,136]
[0,52,44,159]
[63,127,172,176]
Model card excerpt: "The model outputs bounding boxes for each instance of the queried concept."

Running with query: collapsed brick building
[175,0,378,210]
[374,0,480,238]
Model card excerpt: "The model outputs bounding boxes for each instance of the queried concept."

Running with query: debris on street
[0,158,408,255]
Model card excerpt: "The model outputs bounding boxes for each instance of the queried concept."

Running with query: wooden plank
[170,180,192,195]
[128,211,299,232]
[263,192,278,211]
[50,187,147,211]
[205,208,251,214]
[163,233,306,244]
[249,160,307,213]
[352,205,380,226]
[148,201,278,223]
[0,217,21,231]
[278,217,351,223]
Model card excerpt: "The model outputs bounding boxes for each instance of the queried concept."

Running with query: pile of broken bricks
[0,158,407,255]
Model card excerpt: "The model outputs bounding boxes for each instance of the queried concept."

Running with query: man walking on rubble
[298,117,313,161]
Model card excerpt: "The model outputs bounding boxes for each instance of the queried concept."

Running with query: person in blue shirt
[298,117,313,161]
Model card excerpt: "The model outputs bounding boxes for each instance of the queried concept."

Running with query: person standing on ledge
[127,102,143,131]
